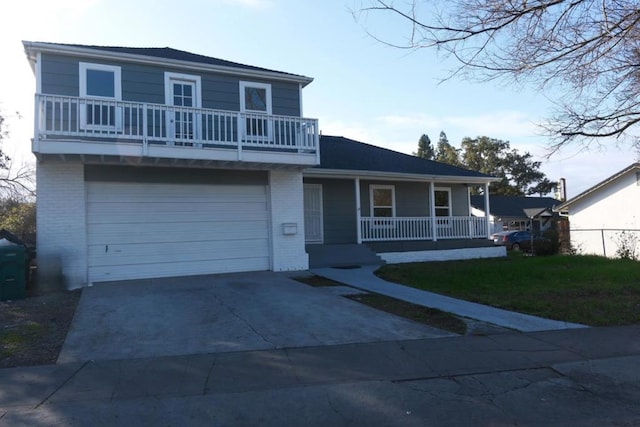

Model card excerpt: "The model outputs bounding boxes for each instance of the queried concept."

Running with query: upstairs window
[79,62,122,129]
[80,62,121,100]
[240,81,272,114]
[240,81,272,140]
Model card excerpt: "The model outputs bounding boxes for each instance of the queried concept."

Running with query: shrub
[534,228,560,256]
[615,230,638,260]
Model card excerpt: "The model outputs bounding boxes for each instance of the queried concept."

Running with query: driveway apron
[58,271,453,363]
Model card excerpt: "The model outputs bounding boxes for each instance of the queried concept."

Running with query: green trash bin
[0,244,26,301]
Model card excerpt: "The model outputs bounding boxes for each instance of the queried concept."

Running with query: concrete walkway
[1,325,639,425]
[311,266,587,332]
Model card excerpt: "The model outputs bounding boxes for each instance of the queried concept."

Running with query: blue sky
[1,0,636,198]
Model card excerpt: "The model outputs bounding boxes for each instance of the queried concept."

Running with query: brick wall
[36,160,87,289]
[269,170,309,271]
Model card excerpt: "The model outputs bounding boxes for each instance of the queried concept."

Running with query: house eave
[23,41,314,87]
[302,168,498,184]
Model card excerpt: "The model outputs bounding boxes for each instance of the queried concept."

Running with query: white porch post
[467,185,473,238]
[429,181,437,241]
[484,182,491,238]
[355,177,362,244]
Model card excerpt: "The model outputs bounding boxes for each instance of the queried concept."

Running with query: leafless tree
[354,1,640,152]
[0,113,35,198]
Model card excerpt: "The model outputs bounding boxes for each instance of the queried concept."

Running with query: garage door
[87,182,270,283]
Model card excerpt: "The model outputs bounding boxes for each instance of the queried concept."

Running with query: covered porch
[302,174,501,267]
[303,175,492,245]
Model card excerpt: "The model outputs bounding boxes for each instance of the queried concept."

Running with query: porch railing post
[355,177,362,244]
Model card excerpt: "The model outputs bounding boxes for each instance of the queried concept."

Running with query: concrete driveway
[58,271,453,363]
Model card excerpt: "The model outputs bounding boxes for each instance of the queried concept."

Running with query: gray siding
[360,181,469,216]
[305,178,357,244]
[360,181,430,217]
[451,185,470,216]
[40,53,301,116]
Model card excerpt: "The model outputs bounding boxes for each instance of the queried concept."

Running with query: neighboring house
[555,163,640,257]
[24,41,501,289]
[470,195,561,235]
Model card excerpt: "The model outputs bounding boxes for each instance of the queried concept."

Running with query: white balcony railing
[34,94,319,162]
[360,216,488,242]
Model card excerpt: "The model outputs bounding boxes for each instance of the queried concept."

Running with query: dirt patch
[1,289,81,369]
[293,275,344,287]
[295,275,467,335]
[347,294,467,335]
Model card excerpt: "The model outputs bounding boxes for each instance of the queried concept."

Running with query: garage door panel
[87,182,270,283]
[88,183,265,202]
[88,257,269,282]
[88,201,266,214]
[87,221,269,245]
[88,238,270,267]
[87,204,268,223]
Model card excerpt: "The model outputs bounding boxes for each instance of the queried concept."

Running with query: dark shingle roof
[26,42,311,81]
[317,136,491,179]
[470,195,560,218]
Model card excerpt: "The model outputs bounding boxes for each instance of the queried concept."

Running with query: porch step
[306,244,385,269]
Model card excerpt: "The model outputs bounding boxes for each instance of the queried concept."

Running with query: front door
[304,184,323,243]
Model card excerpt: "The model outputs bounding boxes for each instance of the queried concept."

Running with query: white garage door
[87,182,270,283]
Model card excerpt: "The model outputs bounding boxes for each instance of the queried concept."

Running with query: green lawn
[376,254,640,326]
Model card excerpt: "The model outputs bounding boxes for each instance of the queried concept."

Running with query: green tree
[414,134,434,159]
[434,131,461,166]
[448,136,556,196]
[0,198,36,245]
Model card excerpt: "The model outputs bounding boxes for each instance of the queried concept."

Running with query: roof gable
[316,136,492,180]
[555,162,640,211]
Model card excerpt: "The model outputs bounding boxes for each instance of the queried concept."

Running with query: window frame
[434,187,452,217]
[79,62,122,100]
[239,81,272,114]
[79,62,122,130]
[370,185,396,218]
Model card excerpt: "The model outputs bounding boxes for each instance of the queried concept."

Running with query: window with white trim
[434,188,451,217]
[79,62,122,129]
[370,185,395,217]
[240,81,272,140]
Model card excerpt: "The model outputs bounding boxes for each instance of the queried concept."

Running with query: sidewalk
[1,325,640,425]
[312,265,587,332]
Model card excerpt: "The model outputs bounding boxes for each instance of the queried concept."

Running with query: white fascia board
[302,168,499,184]
[23,41,314,87]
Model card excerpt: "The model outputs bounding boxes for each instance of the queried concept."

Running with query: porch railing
[360,216,488,242]
[34,94,319,155]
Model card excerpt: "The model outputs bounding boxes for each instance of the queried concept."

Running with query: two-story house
[24,41,500,289]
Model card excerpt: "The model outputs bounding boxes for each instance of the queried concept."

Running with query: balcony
[33,94,320,166]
